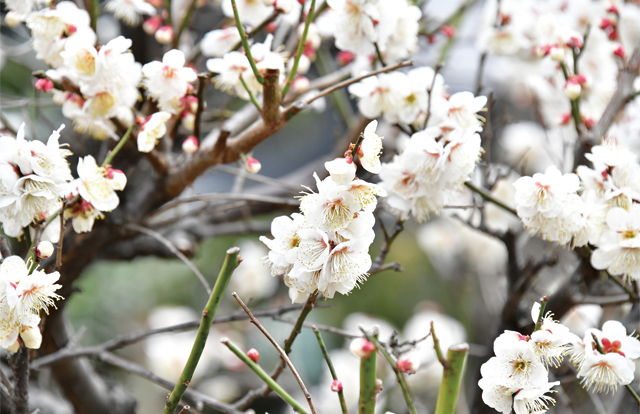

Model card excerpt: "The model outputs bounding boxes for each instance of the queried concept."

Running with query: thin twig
[233,293,318,414]
[369,219,404,273]
[194,74,207,141]
[126,224,212,296]
[430,322,448,369]
[305,60,413,105]
[149,193,299,218]
[282,0,316,98]
[424,63,444,128]
[240,74,262,111]
[312,326,348,414]
[231,0,264,84]
[55,211,64,270]
[464,181,517,216]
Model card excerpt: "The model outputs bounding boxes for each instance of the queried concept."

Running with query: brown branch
[194,74,208,141]
[0,238,12,261]
[369,218,404,274]
[8,344,29,414]
[232,293,318,414]
[262,68,281,126]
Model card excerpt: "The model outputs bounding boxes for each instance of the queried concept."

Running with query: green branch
[163,247,240,414]
[464,181,517,216]
[357,332,378,414]
[533,295,550,332]
[231,0,264,84]
[313,326,348,414]
[102,124,134,168]
[240,74,261,112]
[173,0,198,48]
[434,343,469,414]
[222,338,310,414]
[282,0,316,99]
[362,330,416,414]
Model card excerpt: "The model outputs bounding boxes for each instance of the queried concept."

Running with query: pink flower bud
[182,136,199,154]
[440,25,456,39]
[155,25,174,44]
[245,157,261,174]
[330,379,343,392]
[336,51,355,66]
[558,112,571,125]
[36,241,54,259]
[266,22,278,33]
[396,356,420,374]
[35,78,55,93]
[146,0,163,6]
[143,15,163,35]
[614,44,625,59]
[247,348,260,363]
[349,337,376,359]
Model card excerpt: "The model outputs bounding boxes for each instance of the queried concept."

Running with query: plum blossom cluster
[322,0,421,64]
[362,70,486,221]
[513,140,640,283]
[63,155,127,233]
[567,320,640,394]
[479,302,578,414]
[0,124,71,238]
[0,256,62,351]
[477,0,636,131]
[260,121,386,302]
[48,35,142,140]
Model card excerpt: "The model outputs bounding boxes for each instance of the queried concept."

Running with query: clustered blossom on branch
[479,303,579,414]
[513,140,640,283]
[0,256,62,351]
[568,320,640,393]
[260,121,386,302]
[0,124,71,238]
[349,67,486,222]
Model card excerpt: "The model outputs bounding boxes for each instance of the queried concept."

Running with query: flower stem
[357,330,378,414]
[163,247,240,414]
[240,74,262,112]
[362,330,416,414]
[464,181,517,216]
[231,0,264,84]
[282,0,316,99]
[433,343,469,414]
[174,0,198,48]
[533,295,550,332]
[221,338,310,414]
[101,124,134,168]
[373,42,386,67]
[313,326,349,414]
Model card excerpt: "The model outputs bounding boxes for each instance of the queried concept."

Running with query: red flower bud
[247,348,260,363]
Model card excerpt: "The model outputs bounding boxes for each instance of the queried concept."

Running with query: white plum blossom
[590,206,640,282]
[142,49,197,114]
[73,155,126,213]
[137,112,171,153]
[358,120,383,174]
[221,0,273,27]
[105,0,157,26]
[0,256,62,350]
[529,302,579,367]
[201,27,242,58]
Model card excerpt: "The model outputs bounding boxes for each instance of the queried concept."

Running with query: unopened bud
[613,44,625,60]
[247,348,260,363]
[292,76,310,93]
[146,0,163,6]
[263,0,275,5]
[349,337,376,359]
[289,54,310,75]
[143,15,163,35]
[549,46,565,62]
[266,22,278,33]
[182,136,199,154]
[330,379,343,392]
[181,112,195,130]
[35,78,55,93]
[20,326,42,349]
[336,51,355,66]
[396,356,420,374]
[558,112,572,125]
[6,340,19,353]
[563,79,582,100]
[155,25,174,44]
[4,10,21,28]
[440,25,456,39]
[36,241,54,259]
[245,157,261,174]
